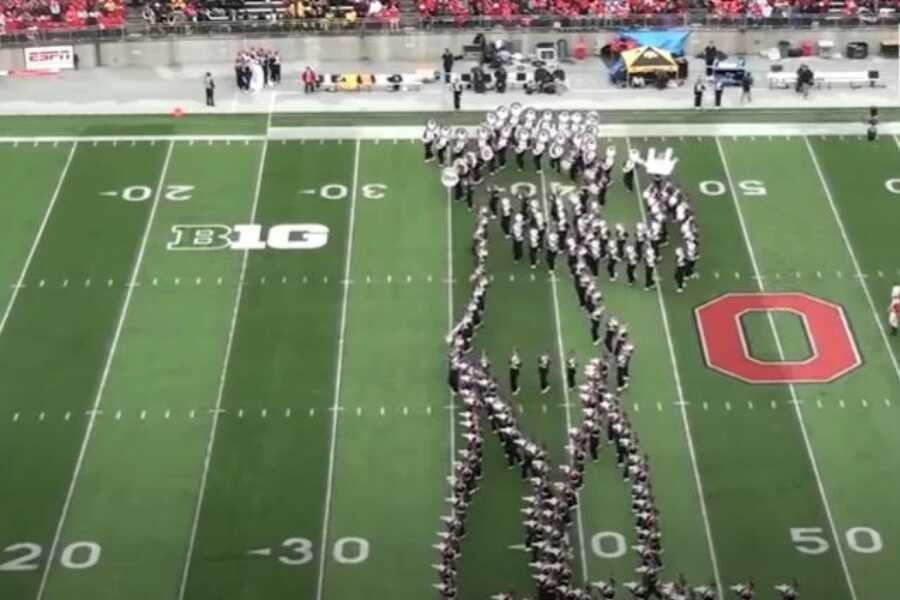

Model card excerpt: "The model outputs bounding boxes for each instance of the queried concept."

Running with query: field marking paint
[177,140,269,599]
[627,137,723,595]
[538,169,589,583]
[36,140,175,600]
[716,137,858,600]
[0,142,76,338]
[315,139,361,600]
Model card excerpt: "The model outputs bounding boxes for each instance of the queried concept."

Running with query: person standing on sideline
[452,79,464,111]
[740,71,753,103]
[714,78,724,108]
[302,66,317,93]
[703,42,717,77]
[693,77,705,110]
[204,72,215,107]
[866,106,879,141]
[442,48,460,83]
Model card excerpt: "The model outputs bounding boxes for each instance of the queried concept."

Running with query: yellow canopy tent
[620,45,678,77]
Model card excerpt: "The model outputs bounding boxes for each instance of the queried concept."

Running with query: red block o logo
[695,293,861,384]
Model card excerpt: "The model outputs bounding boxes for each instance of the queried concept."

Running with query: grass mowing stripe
[804,137,900,382]
[625,138,724,594]
[537,169,589,582]
[177,140,269,600]
[315,138,360,600]
[0,143,75,336]
[34,140,175,600]
[715,137,858,600]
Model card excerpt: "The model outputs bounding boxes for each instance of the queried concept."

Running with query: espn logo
[167,224,329,251]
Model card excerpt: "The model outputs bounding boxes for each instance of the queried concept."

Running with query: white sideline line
[0,142,76,338]
[177,140,269,599]
[36,140,175,600]
[806,137,900,384]
[446,188,456,473]
[315,138,361,600]
[626,138,723,596]
[538,170,588,583]
[716,137,858,600]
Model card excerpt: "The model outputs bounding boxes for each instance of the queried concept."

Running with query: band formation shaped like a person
[428,105,804,600]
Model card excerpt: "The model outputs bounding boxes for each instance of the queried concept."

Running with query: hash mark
[861,399,868,408]
[63,279,69,288]
[285,408,291,418]
[309,408,315,417]
[379,407,385,416]
[633,403,639,412]
[189,409,195,419]
[541,405,547,414]
[261,408,267,418]
[838,399,846,408]
[64,411,70,421]
[426,405,432,415]
[816,399,823,408]
[140,410,147,421]
[771,400,777,409]
[885,398,892,407]
[748,401,754,410]
[403,406,408,415]
[702,402,708,411]
[38,411,45,421]
[656,402,663,412]
[356,407,362,416]
[238,408,244,418]
[165,410,171,419]
[174,277,181,286]
[115,410,122,421]
[13,412,19,422]
[725,401,731,411]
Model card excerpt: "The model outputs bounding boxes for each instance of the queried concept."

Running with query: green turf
[1,127,899,600]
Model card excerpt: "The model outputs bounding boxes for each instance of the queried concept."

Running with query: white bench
[767,70,882,89]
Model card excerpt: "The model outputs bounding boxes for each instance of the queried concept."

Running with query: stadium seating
[0,0,124,31]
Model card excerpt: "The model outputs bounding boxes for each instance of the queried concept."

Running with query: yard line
[715,137,858,600]
[36,140,175,600]
[176,140,269,600]
[446,189,456,469]
[538,170,589,583]
[796,135,900,383]
[0,142,76,337]
[626,138,723,595]
[315,138,361,600]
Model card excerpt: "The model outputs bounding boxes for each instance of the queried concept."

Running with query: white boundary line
[36,140,176,600]
[176,139,269,600]
[626,137,723,596]
[0,142,76,337]
[446,188,456,469]
[314,138,361,600]
[537,169,589,583]
[805,136,900,384]
[715,137,858,600]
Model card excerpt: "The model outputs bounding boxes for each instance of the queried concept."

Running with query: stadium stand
[0,0,123,31]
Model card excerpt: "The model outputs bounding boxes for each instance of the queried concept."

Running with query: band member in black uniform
[532,130,548,172]
[528,227,540,270]
[512,217,525,263]
[509,348,522,395]
[623,153,636,192]
[604,317,620,354]
[644,246,657,291]
[566,353,577,390]
[546,230,559,273]
[515,129,529,171]
[674,246,687,293]
[500,196,512,239]
[422,119,437,162]
[624,244,639,286]
[685,240,699,279]
[616,344,633,392]
[488,186,501,219]
[463,178,474,211]
[538,354,551,394]
[606,239,620,281]
[590,306,604,346]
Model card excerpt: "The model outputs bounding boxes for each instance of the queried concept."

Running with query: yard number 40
[791,527,883,555]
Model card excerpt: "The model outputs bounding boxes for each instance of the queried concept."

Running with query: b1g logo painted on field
[695,292,861,384]
[167,224,329,251]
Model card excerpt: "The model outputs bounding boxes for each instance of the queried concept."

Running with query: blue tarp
[617,29,689,55]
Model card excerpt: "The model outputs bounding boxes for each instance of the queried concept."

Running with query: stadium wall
[0,28,892,70]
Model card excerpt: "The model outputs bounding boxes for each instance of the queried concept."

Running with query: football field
[1,116,900,600]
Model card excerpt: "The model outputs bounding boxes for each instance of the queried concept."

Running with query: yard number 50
[791,527,883,555]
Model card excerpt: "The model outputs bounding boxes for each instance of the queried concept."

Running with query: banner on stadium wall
[23,46,75,70]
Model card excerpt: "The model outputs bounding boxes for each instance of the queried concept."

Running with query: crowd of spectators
[140,0,400,27]
[417,0,897,21]
[0,0,123,32]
